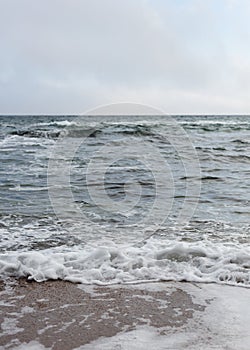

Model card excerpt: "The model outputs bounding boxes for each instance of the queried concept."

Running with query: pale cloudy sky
[0,0,250,114]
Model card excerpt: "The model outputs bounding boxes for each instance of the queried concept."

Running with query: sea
[0,115,249,287]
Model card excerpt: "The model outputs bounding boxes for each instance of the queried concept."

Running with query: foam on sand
[0,280,249,350]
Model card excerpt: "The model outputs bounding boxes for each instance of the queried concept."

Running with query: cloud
[0,0,250,114]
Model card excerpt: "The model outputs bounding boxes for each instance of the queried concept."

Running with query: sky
[0,0,250,115]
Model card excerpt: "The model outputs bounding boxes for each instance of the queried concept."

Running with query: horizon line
[1,114,250,117]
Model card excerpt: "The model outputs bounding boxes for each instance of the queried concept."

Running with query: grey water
[0,115,249,286]
[0,115,249,250]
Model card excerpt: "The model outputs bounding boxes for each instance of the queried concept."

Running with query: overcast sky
[0,0,250,114]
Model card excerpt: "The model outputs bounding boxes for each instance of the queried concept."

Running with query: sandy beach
[0,279,249,350]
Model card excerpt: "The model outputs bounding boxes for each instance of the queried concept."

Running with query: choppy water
[0,115,249,286]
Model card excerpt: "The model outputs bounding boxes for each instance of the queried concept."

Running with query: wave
[232,139,250,144]
[108,124,157,136]
[0,239,249,287]
[10,130,61,139]
[8,128,103,139]
[7,117,250,140]
[179,119,250,132]
[7,124,156,139]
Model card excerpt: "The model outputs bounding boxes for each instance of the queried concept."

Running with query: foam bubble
[0,239,249,287]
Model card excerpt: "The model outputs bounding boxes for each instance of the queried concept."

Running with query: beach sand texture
[0,279,250,350]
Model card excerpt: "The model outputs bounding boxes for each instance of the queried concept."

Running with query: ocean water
[0,115,249,287]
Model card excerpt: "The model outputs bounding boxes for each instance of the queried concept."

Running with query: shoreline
[0,279,250,349]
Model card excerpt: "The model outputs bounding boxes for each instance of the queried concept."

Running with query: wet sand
[0,279,249,349]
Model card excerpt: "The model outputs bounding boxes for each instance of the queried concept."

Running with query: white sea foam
[11,341,49,350]
[0,238,249,287]
[179,119,250,126]
[34,120,78,127]
[9,185,49,192]
[1,317,24,335]
[0,134,55,147]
